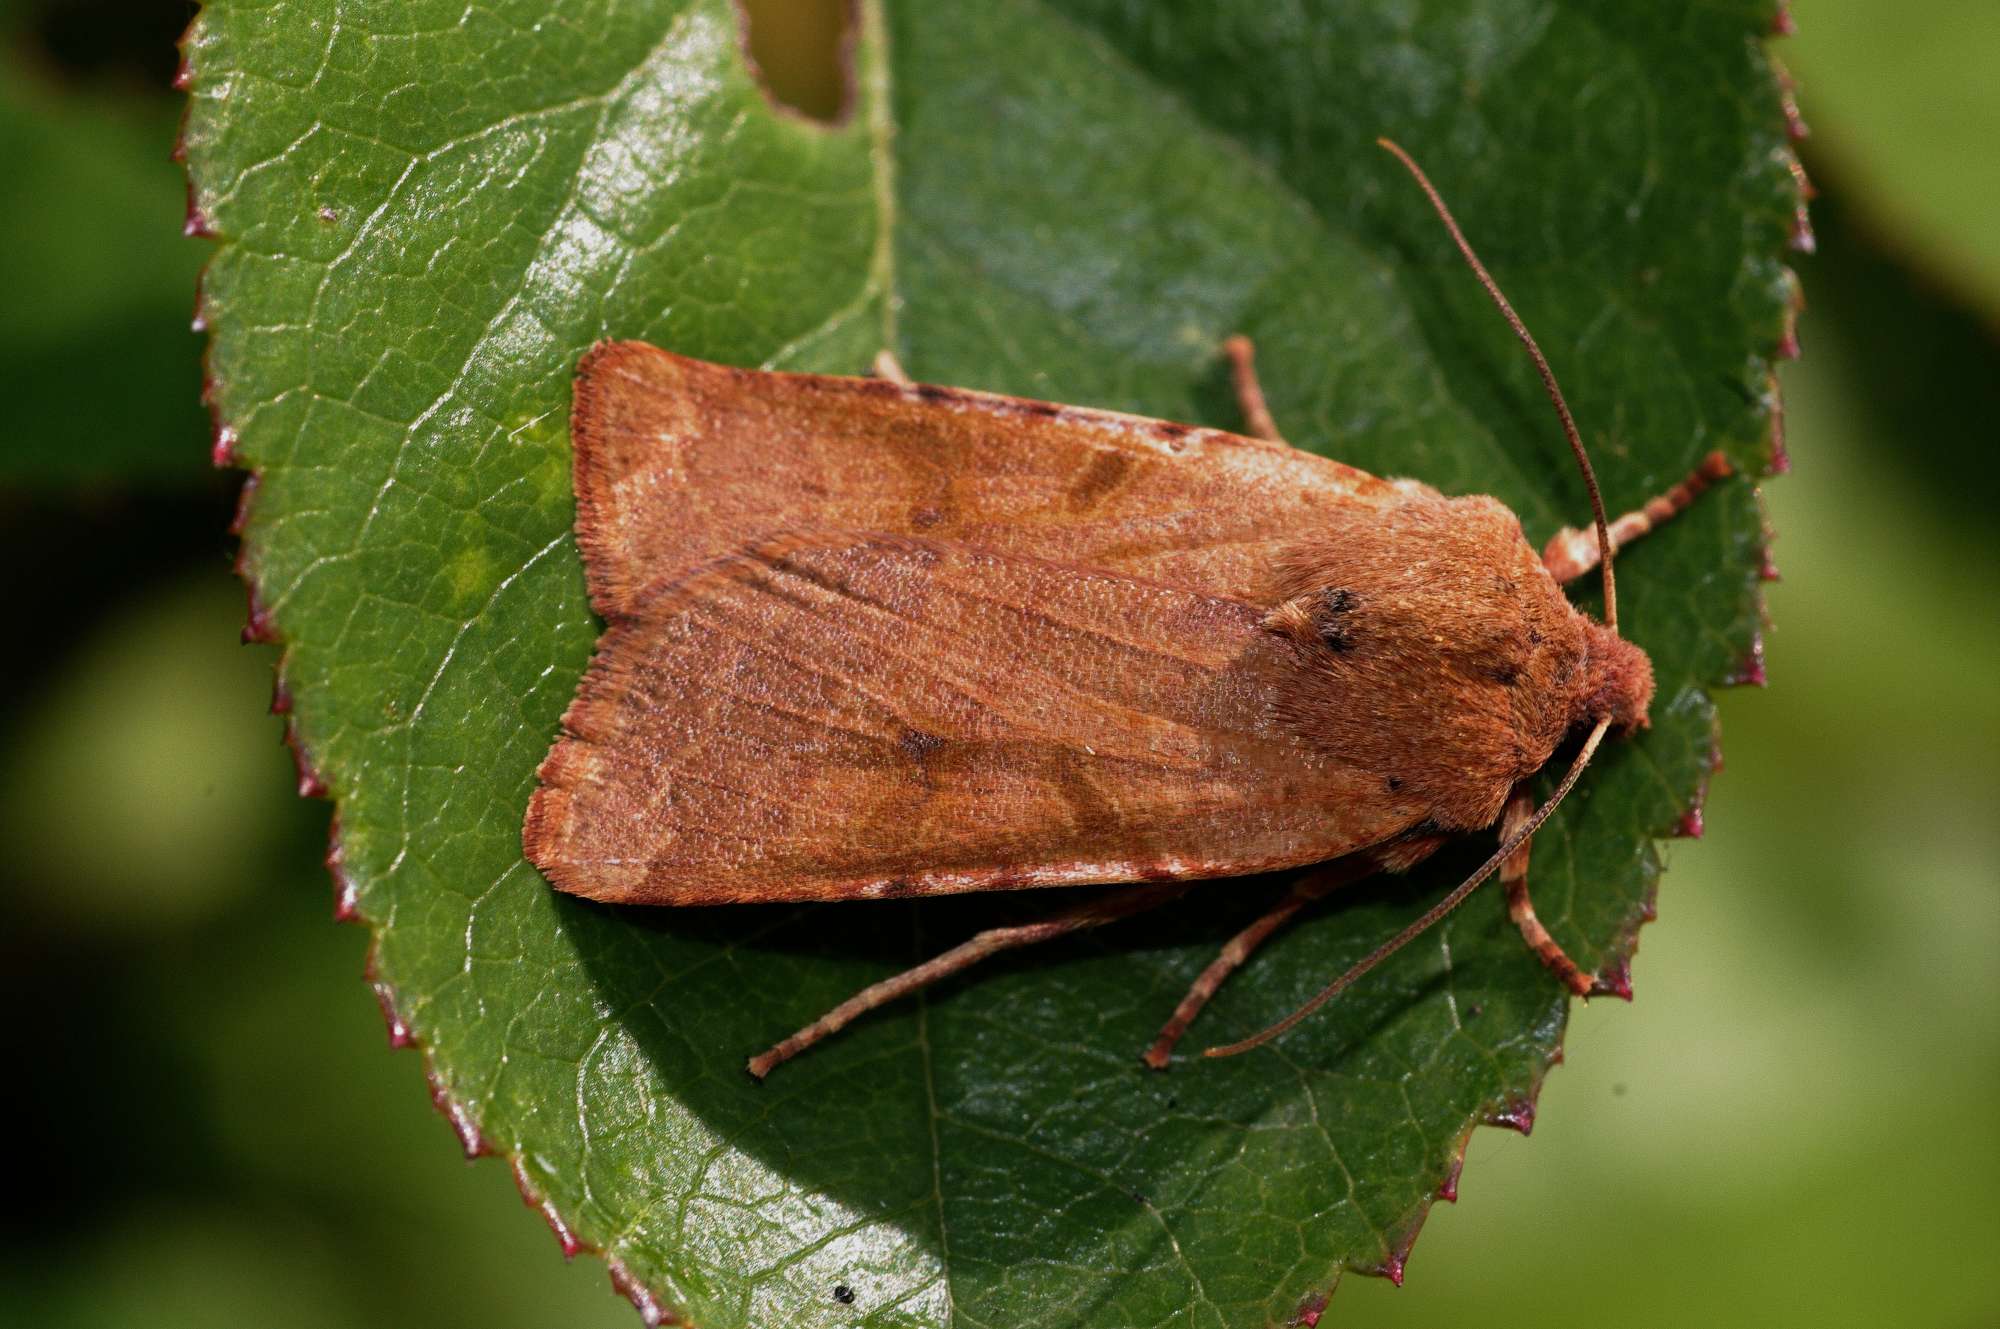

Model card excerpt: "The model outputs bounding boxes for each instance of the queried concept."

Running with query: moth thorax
[1576,621,1654,732]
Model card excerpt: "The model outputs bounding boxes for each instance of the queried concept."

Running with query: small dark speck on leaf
[1466,1003,1483,1019]
[833,1284,856,1305]
[1612,1082,1629,1097]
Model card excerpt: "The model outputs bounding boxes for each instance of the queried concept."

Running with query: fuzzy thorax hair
[1262,486,1654,833]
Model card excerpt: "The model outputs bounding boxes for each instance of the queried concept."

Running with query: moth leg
[1498,784,1597,998]
[747,882,1193,1079]
[1221,335,1289,446]
[1543,450,1734,584]
[872,349,913,385]
[1142,859,1372,1069]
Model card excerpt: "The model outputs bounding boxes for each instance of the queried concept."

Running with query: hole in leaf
[736,0,852,124]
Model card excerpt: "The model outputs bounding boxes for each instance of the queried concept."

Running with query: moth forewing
[531,425,1483,904]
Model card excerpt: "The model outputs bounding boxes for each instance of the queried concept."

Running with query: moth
[523,141,1732,1077]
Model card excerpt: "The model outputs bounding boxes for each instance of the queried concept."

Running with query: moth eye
[1313,587,1357,652]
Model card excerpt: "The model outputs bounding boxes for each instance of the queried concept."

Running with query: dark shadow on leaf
[566,846,1557,1259]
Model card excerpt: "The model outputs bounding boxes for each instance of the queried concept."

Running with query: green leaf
[181,1,1798,1324]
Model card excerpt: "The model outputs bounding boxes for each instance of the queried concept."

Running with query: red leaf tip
[1437,1152,1465,1203]
[512,1158,582,1259]
[240,594,277,644]
[371,980,413,1049]
[608,1257,670,1327]
[284,722,327,798]
[1484,1097,1536,1136]
[183,181,215,239]
[424,1066,491,1160]
[1592,957,1636,1002]
[1729,635,1768,688]
[1790,205,1817,254]
[210,423,239,469]
[325,816,362,923]
[229,473,257,535]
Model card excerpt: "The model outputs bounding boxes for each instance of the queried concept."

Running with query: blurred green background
[0,2,1993,1326]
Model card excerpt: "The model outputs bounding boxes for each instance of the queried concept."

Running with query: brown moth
[522,141,1732,1077]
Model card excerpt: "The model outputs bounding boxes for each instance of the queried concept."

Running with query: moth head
[1577,618,1653,733]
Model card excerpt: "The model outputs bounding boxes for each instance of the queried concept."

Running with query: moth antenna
[1205,717,1613,1059]
[1209,148,1630,1059]
[1375,138,1617,633]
